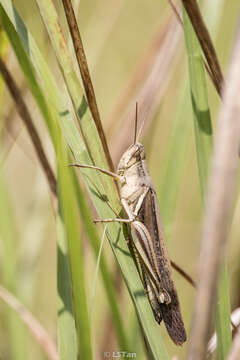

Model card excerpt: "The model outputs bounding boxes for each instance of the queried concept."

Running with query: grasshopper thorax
[117,142,146,176]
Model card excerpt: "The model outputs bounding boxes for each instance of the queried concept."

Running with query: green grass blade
[70,169,130,350]
[57,214,78,360]
[57,142,93,360]
[35,0,169,357]
[158,80,192,227]
[183,7,212,198]
[0,29,8,117]
[0,4,56,145]
[0,30,27,360]
[183,4,232,358]
[89,225,107,320]
[35,0,113,192]
[0,3,93,358]
[0,5,77,356]
[215,264,232,359]
[0,169,27,360]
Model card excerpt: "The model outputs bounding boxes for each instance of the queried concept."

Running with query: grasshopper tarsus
[93,218,133,224]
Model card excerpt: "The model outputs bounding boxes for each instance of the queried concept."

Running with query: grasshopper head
[117,142,146,175]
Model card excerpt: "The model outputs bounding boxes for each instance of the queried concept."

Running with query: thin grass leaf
[0,4,92,358]
[90,225,107,320]
[0,48,75,359]
[183,6,232,359]
[34,0,170,357]
[158,0,224,228]
[183,6,213,198]
[57,214,77,360]
[61,0,114,173]
[184,5,240,360]
[0,285,58,360]
[0,4,56,144]
[0,29,8,108]
[35,0,115,196]
[158,80,192,227]
[70,169,130,350]
[215,264,232,360]
[57,133,93,360]
[0,168,27,360]
[0,29,30,360]
[181,0,224,96]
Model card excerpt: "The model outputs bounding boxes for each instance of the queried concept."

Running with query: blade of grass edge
[57,136,93,360]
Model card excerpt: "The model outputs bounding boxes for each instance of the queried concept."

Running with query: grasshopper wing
[138,188,187,345]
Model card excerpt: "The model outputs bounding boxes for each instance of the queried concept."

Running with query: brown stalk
[0,285,58,360]
[0,58,57,205]
[61,0,114,173]
[168,0,221,97]
[187,24,240,360]
[181,0,224,95]
[171,260,196,287]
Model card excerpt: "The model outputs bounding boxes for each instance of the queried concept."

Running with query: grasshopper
[72,105,187,345]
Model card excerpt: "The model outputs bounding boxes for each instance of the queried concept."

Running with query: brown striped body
[117,142,186,345]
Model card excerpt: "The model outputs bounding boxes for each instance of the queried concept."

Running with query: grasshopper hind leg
[142,267,162,324]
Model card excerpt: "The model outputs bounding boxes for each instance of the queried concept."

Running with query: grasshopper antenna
[136,115,145,143]
[134,102,138,144]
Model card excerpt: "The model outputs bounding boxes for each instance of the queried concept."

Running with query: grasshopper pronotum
[72,104,187,345]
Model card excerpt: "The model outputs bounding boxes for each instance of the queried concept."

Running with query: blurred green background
[1,0,240,359]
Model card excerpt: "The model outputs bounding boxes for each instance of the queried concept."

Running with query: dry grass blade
[0,58,57,205]
[0,285,58,360]
[181,0,224,95]
[168,0,221,97]
[171,260,196,287]
[187,23,240,360]
[169,0,183,25]
[61,0,114,172]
